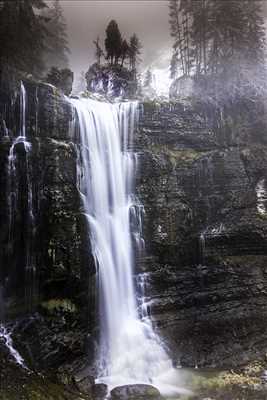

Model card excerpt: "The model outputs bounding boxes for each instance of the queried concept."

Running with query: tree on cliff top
[129,33,142,73]
[169,0,265,81]
[169,0,266,102]
[120,39,130,68]
[41,0,70,70]
[105,20,122,65]
[0,0,47,80]
[144,68,153,89]
[169,0,185,76]
[93,37,104,65]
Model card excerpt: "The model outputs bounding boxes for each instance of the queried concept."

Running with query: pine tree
[75,70,86,93]
[170,52,179,79]
[0,0,47,79]
[169,0,266,82]
[169,0,185,75]
[144,69,153,88]
[42,0,70,70]
[129,34,142,73]
[242,0,265,66]
[189,0,210,75]
[105,20,122,65]
[179,0,192,75]
[120,39,129,68]
[208,0,245,75]
[93,37,104,65]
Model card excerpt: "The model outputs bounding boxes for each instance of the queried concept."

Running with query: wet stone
[110,384,162,400]
[92,383,108,400]
[76,375,95,395]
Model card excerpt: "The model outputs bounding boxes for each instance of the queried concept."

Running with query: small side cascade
[199,233,206,265]
[6,81,37,312]
[199,224,226,263]
[136,272,152,322]
[0,324,26,369]
[2,119,9,137]
[256,178,267,216]
[131,200,146,260]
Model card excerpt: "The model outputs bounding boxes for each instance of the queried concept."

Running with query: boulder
[110,384,161,400]
[76,375,95,395]
[92,383,108,400]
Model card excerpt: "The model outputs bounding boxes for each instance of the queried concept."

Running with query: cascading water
[7,82,36,311]
[0,324,26,368]
[256,178,267,216]
[72,98,189,396]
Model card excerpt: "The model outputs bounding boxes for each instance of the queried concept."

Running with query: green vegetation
[40,299,77,314]
[149,144,208,167]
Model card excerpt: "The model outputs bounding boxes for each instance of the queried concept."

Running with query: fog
[48,0,267,94]
[56,0,172,84]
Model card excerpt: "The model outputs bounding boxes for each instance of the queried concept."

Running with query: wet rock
[1,78,267,381]
[76,375,95,395]
[85,63,137,98]
[110,384,161,400]
[137,100,267,368]
[92,383,108,400]
[0,343,91,400]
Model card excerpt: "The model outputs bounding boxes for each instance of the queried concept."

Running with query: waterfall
[72,98,188,396]
[0,324,26,369]
[256,178,267,216]
[7,82,36,311]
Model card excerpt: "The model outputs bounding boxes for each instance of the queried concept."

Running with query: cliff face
[0,82,95,372]
[136,101,267,367]
[0,82,267,374]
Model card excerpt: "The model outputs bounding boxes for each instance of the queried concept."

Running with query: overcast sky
[50,0,267,94]
[58,0,172,78]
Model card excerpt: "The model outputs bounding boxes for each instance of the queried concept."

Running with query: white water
[7,82,36,311]
[0,324,26,368]
[256,179,267,215]
[72,98,190,396]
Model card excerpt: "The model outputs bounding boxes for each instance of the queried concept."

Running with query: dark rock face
[76,375,95,395]
[0,81,96,373]
[136,101,267,368]
[0,341,92,400]
[45,67,74,96]
[1,78,267,379]
[110,384,161,400]
[85,63,137,98]
[92,383,108,400]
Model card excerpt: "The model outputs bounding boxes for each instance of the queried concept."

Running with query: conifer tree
[144,68,153,88]
[120,39,129,68]
[179,0,192,75]
[189,0,210,75]
[42,0,70,70]
[242,0,265,66]
[0,0,47,79]
[105,20,122,65]
[169,0,185,75]
[170,52,179,79]
[169,0,266,84]
[76,70,86,93]
[93,37,104,65]
[129,33,142,73]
